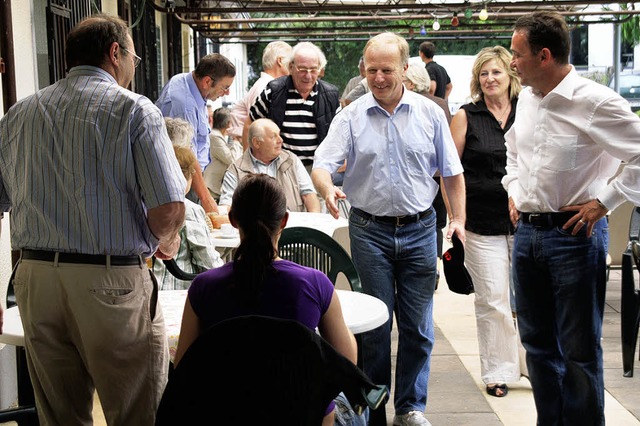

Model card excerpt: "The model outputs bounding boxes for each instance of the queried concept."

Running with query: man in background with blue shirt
[0,15,186,425]
[157,54,236,215]
[312,32,466,426]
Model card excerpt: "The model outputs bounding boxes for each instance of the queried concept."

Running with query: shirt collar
[67,66,118,85]
[533,65,577,101]
[187,72,207,106]
[249,148,280,167]
[363,87,417,115]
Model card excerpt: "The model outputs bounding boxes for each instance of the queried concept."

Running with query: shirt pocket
[404,138,435,176]
[540,135,577,172]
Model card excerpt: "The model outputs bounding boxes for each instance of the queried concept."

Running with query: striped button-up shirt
[0,66,186,257]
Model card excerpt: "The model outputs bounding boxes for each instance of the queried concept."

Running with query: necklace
[492,102,510,126]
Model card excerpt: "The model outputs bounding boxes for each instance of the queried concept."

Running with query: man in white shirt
[503,11,640,425]
[228,41,292,141]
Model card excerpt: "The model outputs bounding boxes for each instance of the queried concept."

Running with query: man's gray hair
[288,42,327,71]
[248,118,272,147]
[262,41,293,70]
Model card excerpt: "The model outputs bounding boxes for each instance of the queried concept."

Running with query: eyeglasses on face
[294,65,320,75]
[121,47,141,68]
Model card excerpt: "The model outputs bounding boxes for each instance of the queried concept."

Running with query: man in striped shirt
[0,15,186,426]
[244,42,341,172]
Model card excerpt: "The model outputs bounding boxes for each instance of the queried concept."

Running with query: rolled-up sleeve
[313,111,350,174]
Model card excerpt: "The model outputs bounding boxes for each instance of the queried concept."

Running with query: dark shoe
[486,384,508,397]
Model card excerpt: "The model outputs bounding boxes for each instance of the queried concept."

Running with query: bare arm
[441,174,466,243]
[148,201,185,259]
[311,168,345,219]
[449,109,468,158]
[173,298,202,367]
[241,119,252,152]
[444,82,453,101]
[302,193,321,213]
[191,164,218,214]
[429,80,436,96]
[318,292,358,364]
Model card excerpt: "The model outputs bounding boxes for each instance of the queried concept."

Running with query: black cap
[442,233,474,295]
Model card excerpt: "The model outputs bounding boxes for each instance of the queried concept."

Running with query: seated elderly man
[219,118,321,212]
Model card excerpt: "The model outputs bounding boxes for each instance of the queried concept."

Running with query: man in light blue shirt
[157,54,236,215]
[312,32,466,426]
[220,119,320,212]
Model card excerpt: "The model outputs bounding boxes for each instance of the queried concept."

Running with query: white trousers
[465,231,525,384]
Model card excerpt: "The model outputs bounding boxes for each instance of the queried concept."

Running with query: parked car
[609,71,640,112]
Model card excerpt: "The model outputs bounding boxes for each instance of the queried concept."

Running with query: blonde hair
[173,145,198,181]
[364,32,410,68]
[470,46,522,103]
[405,63,431,94]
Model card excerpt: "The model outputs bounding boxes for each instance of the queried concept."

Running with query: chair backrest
[155,315,387,426]
[160,258,199,281]
[278,227,363,292]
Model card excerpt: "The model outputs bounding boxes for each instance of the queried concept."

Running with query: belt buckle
[396,216,405,227]
[528,213,540,224]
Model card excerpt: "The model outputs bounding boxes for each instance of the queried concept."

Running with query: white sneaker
[393,410,432,426]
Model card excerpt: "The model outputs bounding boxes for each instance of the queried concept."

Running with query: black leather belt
[353,207,432,226]
[21,250,141,266]
[520,212,575,228]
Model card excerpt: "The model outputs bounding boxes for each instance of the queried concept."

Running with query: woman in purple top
[174,173,357,426]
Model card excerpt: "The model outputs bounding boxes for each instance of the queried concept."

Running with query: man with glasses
[157,53,236,215]
[0,15,186,425]
[245,42,341,173]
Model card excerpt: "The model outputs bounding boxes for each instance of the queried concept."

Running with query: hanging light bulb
[451,13,459,27]
[420,25,427,35]
[479,8,489,21]
[432,20,440,31]
[464,8,473,19]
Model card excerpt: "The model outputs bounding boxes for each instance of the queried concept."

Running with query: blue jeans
[349,208,437,421]
[513,218,608,426]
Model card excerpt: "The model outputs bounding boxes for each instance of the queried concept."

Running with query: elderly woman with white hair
[404,63,451,123]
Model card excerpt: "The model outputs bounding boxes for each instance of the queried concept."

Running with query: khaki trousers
[13,258,168,426]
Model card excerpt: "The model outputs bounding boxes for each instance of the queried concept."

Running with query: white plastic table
[209,211,348,248]
[158,289,388,362]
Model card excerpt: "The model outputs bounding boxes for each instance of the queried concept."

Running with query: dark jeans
[349,208,437,424]
[513,218,608,426]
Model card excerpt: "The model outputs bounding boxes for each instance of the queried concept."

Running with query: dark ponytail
[228,174,287,306]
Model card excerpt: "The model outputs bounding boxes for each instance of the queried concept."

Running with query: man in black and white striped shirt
[244,42,341,171]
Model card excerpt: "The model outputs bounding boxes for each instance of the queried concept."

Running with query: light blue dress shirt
[313,89,462,216]
[156,72,211,170]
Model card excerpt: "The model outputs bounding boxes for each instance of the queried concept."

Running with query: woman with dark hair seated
[174,173,359,425]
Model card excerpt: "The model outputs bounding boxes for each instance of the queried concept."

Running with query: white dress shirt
[502,67,640,213]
